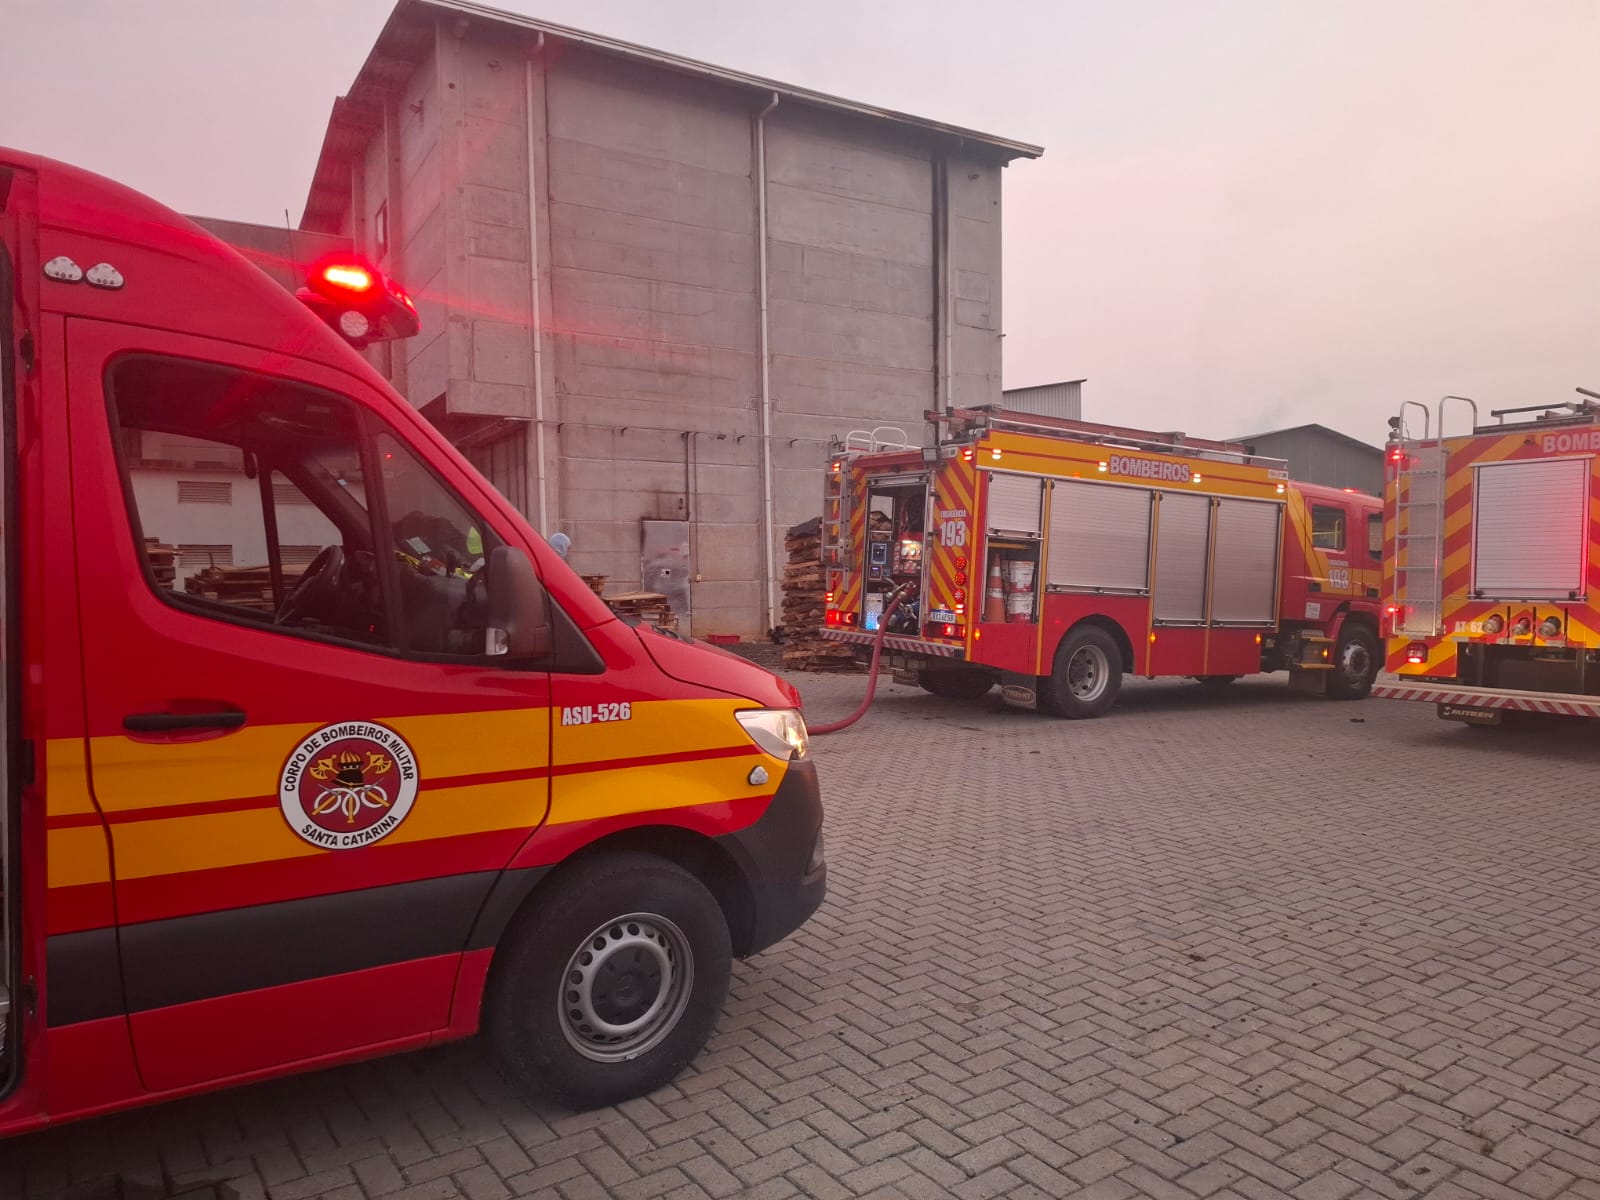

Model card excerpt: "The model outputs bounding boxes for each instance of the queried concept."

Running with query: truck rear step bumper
[820,629,964,659]
[1373,679,1600,719]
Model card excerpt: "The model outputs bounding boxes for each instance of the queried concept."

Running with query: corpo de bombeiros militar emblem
[279,721,419,849]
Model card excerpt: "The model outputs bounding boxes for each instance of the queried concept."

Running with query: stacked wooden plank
[604,590,678,633]
[781,516,856,672]
[184,564,303,612]
[144,538,177,588]
[580,574,608,598]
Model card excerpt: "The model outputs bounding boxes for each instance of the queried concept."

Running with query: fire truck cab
[0,150,826,1136]
[1377,391,1600,724]
[820,408,1382,717]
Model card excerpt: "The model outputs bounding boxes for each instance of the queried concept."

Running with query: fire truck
[1375,390,1600,724]
[819,407,1383,717]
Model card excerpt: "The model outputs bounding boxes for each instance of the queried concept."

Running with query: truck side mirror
[484,545,553,659]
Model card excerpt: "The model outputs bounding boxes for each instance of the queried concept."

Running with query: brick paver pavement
[9,674,1600,1199]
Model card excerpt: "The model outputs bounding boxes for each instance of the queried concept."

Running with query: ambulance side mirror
[484,545,553,659]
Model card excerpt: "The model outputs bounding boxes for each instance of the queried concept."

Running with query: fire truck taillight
[1406,641,1428,664]
[990,448,1002,461]
[961,447,974,462]
[1276,482,1286,494]
[831,460,841,473]
[943,624,958,637]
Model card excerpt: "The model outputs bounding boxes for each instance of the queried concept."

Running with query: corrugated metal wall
[1245,428,1383,496]
[1002,381,1082,419]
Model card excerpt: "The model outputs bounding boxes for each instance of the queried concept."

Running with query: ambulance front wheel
[1327,624,1380,701]
[1041,626,1123,719]
[487,852,732,1111]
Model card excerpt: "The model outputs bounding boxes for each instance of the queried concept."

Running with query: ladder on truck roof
[821,427,915,572]
[1391,395,1478,637]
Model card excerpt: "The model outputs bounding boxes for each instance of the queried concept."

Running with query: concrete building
[297,0,1041,636]
[1236,424,1385,496]
[187,218,351,296]
[1002,379,1083,420]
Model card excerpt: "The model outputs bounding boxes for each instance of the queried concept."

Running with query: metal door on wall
[642,519,691,636]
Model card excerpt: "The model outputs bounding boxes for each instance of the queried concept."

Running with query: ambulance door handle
[123,710,246,733]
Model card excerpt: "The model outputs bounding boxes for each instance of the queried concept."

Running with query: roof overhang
[302,0,1043,231]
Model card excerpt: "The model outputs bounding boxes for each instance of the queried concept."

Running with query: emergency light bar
[296,254,420,348]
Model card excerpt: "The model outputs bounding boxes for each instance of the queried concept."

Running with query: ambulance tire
[1041,626,1123,719]
[918,669,994,700]
[487,852,732,1111]
[1328,624,1380,701]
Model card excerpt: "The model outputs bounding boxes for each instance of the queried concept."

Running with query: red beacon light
[297,254,421,348]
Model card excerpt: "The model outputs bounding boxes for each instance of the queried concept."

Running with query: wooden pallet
[185,564,305,612]
[603,589,679,632]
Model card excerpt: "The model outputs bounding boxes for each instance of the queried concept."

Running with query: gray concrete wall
[765,113,934,553]
[946,151,1005,410]
[186,217,351,295]
[394,38,450,411]
[543,53,764,635]
[320,15,1017,637]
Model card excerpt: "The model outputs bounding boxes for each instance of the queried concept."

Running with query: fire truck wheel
[1042,626,1123,719]
[487,853,732,1111]
[1328,624,1380,700]
[918,669,995,700]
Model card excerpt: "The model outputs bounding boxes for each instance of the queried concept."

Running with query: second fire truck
[1375,390,1600,724]
[820,407,1382,718]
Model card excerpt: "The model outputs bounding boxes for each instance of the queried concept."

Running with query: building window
[272,480,314,505]
[178,480,232,504]
[1311,505,1346,551]
[280,544,322,569]
[178,544,234,568]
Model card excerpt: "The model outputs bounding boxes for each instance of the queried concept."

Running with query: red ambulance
[0,150,825,1135]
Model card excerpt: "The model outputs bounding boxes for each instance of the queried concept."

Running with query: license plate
[928,608,957,624]
[1438,703,1502,726]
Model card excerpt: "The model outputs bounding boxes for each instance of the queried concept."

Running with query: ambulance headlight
[736,708,810,760]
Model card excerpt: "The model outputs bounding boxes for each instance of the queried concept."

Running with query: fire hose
[809,582,914,735]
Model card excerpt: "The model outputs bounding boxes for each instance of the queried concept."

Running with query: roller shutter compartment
[1047,479,1152,593]
[1210,499,1281,624]
[1473,457,1588,600]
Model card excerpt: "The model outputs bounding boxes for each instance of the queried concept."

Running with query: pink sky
[4,0,1595,448]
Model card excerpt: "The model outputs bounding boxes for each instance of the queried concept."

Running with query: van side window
[1310,504,1346,551]
[107,356,502,660]
[375,430,501,655]
[1368,511,1383,561]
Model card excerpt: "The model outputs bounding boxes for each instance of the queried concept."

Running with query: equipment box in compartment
[983,540,1040,624]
